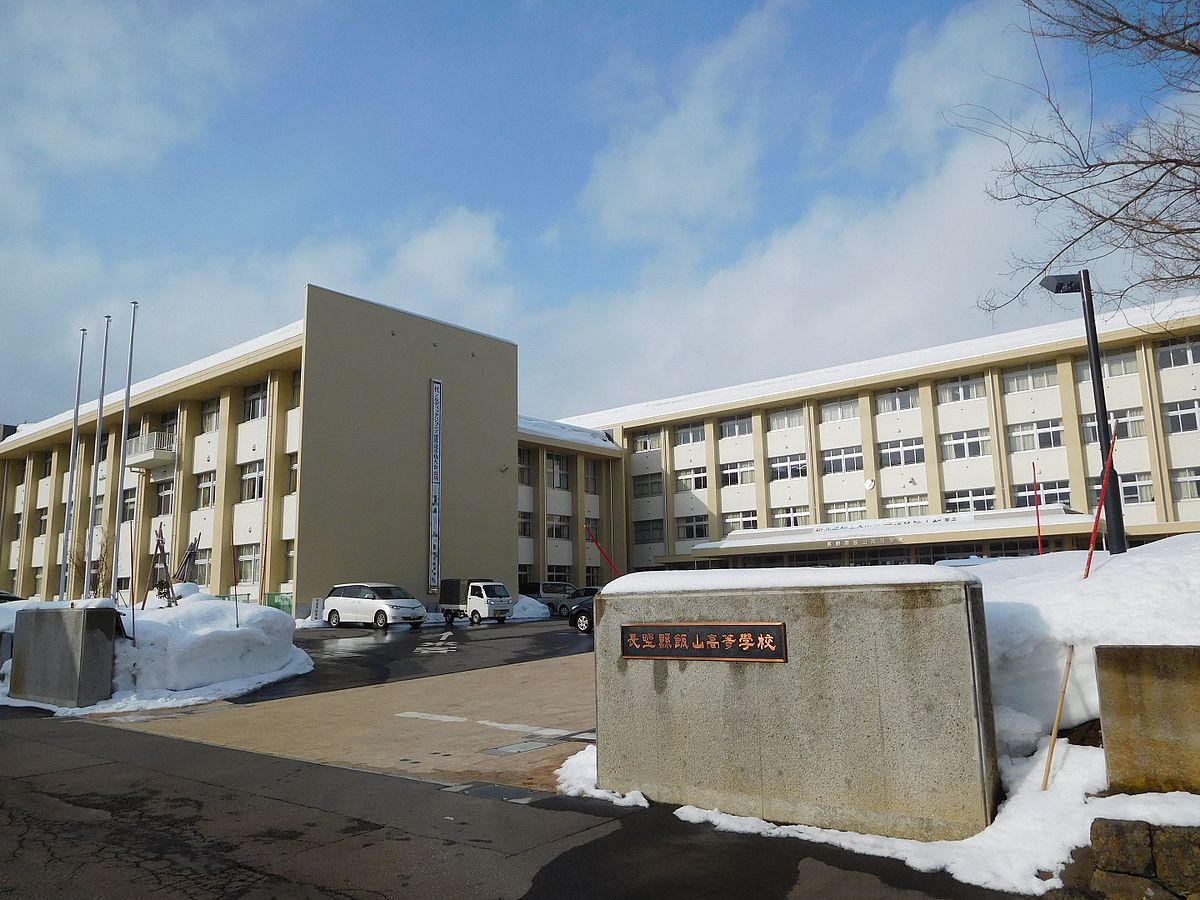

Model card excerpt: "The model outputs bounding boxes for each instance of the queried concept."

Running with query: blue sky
[0,0,1156,425]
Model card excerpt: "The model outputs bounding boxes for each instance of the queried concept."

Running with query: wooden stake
[1041,644,1076,791]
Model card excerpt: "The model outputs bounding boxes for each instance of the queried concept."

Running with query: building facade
[0,286,623,611]
[565,298,1200,569]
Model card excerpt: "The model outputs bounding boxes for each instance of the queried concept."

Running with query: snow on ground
[1,585,312,716]
[555,745,648,808]
[557,534,1200,894]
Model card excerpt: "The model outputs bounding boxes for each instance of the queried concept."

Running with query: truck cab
[438,578,514,625]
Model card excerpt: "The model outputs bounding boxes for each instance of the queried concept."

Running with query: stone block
[0,631,11,669]
[9,607,117,707]
[1091,818,1154,877]
[1096,646,1200,793]
[1090,870,1175,899]
[594,571,999,841]
[1152,826,1200,897]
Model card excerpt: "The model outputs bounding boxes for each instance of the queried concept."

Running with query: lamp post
[1038,269,1128,554]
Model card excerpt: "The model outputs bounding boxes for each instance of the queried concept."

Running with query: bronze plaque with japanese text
[620,622,787,662]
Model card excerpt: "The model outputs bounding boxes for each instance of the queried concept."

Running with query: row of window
[516,564,603,587]
[519,512,601,540]
[516,449,602,493]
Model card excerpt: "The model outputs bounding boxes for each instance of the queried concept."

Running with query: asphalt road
[0,706,1027,900]
[235,616,592,703]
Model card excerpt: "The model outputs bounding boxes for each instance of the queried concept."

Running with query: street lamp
[1038,269,1128,554]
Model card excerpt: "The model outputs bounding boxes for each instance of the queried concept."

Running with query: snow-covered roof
[685,504,1098,556]
[562,296,1200,429]
[518,415,618,453]
[1,320,304,450]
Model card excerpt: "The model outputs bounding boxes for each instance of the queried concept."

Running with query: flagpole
[84,316,112,595]
[110,303,138,643]
[59,328,87,600]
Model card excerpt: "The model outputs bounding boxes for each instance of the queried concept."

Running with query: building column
[571,454,587,584]
[704,419,721,540]
[172,401,200,573]
[0,460,11,590]
[261,371,290,597]
[43,447,69,598]
[751,410,770,527]
[918,382,944,514]
[211,390,239,596]
[858,392,881,520]
[14,455,37,597]
[600,455,626,580]
[1056,357,1089,514]
[985,369,1012,508]
[660,425,676,558]
[533,447,548,580]
[610,426,631,574]
[804,404,824,523]
[1137,342,1174,523]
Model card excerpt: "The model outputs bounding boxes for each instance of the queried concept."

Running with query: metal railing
[125,431,177,457]
[264,592,294,615]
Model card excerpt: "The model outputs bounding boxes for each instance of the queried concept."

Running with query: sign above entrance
[620,622,787,662]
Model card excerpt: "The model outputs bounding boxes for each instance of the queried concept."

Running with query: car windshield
[483,584,511,599]
[374,586,415,600]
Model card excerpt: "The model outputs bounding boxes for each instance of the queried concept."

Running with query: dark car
[0,590,24,603]
[559,587,599,618]
[568,594,595,633]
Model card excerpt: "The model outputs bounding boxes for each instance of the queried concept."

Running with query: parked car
[519,580,577,615]
[323,583,427,629]
[0,590,24,603]
[558,587,599,617]
[568,594,595,633]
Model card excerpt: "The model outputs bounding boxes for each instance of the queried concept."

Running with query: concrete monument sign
[1096,645,1200,794]
[594,568,1000,841]
[10,607,118,708]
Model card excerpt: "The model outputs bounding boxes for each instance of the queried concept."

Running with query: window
[585,516,600,538]
[937,374,986,403]
[155,479,174,516]
[239,461,265,502]
[200,398,220,433]
[821,445,864,475]
[1164,399,1200,434]
[547,514,571,540]
[1156,335,1200,368]
[767,406,804,431]
[584,459,599,494]
[282,540,295,582]
[1081,408,1145,443]
[633,519,664,544]
[944,487,996,512]
[1170,467,1200,501]
[883,494,929,518]
[33,567,43,598]
[875,386,918,414]
[633,430,661,452]
[676,515,709,540]
[41,453,53,478]
[819,397,858,423]
[771,506,810,527]
[586,566,601,588]
[195,471,216,509]
[290,370,302,409]
[545,453,570,491]
[518,511,532,537]
[242,381,268,422]
[632,472,663,498]
[287,453,299,494]
[121,488,136,523]
[1013,480,1071,508]
[674,421,705,445]
[517,448,531,485]
[1002,362,1058,393]
[721,510,758,535]
[877,437,924,468]
[718,415,752,438]
[1007,419,1064,452]
[823,500,866,522]
[517,563,533,581]
[1089,473,1154,506]
[675,467,708,492]
[1074,348,1138,381]
[92,493,104,519]
[194,549,212,586]
[12,513,20,539]
[939,429,991,460]
[768,453,807,481]
[235,543,261,584]
[547,564,573,581]
[720,460,755,486]
[36,508,48,536]
[159,411,178,437]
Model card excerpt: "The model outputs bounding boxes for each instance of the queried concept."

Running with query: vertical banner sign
[429,379,442,593]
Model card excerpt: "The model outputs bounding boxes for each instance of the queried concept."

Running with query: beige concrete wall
[294,285,517,611]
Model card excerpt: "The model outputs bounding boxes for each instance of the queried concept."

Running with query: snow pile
[557,535,1200,894]
[512,594,551,620]
[975,534,1200,751]
[1,586,312,716]
[555,745,648,808]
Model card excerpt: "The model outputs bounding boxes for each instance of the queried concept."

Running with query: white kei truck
[437,579,515,625]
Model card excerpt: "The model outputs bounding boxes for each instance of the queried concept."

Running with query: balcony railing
[124,431,177,469]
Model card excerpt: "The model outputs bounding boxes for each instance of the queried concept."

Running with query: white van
[323,582,428,629]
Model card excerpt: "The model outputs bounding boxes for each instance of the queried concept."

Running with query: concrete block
[9,608,117,708]
[0,631,11,670]
[594,572,999,841]
[1091,818,1154,877]
[1089,870,1175,900]
[1152,825,1200,897]
[1096,646,1200,793]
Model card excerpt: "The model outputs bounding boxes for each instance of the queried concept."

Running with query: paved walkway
[99,653,597,791]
